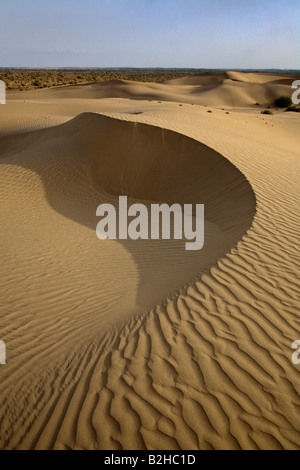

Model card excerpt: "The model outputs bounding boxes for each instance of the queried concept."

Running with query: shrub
[261,110,273,115]
[274,95,292,108]
[286,105,300,112]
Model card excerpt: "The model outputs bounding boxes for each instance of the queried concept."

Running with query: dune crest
[0,113,255,325]
[8,70,298,108]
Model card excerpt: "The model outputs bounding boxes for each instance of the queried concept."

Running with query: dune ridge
[0,113,256,376]
[6,70,299,108]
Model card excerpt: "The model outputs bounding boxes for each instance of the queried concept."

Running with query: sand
[0,72,299,450]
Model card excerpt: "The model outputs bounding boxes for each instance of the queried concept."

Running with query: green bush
[274,95,292,108]
[261,110,273,115]
[286,105,300,112]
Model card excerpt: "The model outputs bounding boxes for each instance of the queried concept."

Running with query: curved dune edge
[0,101,299,450]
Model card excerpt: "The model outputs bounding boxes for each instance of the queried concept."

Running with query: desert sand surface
[0,72,299,450]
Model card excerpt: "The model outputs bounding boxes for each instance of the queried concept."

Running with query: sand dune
[0,112,255,365]
[6,71,299,108]
[225,71,290,83]
[0,74,299,450]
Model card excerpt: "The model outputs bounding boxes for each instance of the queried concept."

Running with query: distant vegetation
[274,95,292,108]
[0,69,201,91]
[286,105,300,112]
[261,110,273,115]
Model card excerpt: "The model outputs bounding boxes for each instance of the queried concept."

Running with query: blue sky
[0,0,299,68]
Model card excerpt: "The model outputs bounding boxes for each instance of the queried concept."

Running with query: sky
[0,0,299,68]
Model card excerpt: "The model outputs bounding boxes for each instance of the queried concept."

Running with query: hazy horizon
[1,0,299,69]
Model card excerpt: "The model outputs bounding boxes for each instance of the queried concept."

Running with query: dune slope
[0,76,299,450]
